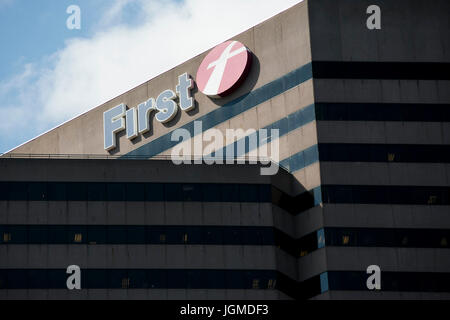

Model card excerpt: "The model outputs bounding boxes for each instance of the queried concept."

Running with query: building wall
[307,0,450,299]
[2,0,450,300]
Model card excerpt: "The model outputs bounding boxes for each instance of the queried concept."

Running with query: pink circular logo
[196,40,252,98]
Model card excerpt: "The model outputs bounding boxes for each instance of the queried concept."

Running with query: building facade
[1,0,450,299]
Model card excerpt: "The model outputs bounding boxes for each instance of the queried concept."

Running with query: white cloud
[1,0,303,152]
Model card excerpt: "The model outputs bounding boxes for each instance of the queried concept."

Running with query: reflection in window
[441,237,448,247]
[428,195,437,205]
[159,234,166,243]
[387,153,395,162]
[74,233,83,243]
[252,279,260,289]
[3,233,11,243]
[401,236,408,246]
[342,235,350,245]
[121,278,130,289]
[267,279,276,289]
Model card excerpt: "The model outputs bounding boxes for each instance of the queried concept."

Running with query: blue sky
[0,0,301,154]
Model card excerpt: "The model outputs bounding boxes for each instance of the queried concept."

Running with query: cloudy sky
[0,0,302,153]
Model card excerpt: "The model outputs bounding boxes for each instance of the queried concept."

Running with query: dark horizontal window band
[0,225,317,259]
[322,185,450,205]
[312,61,450,80]
[0,181,320,216]
[315,103,450,122]
[328,271,450,293]
[0,269,279,291]
[0,181,271,203]
[0,268,321,300]
[272,187,318,214]
[318,143,450,163]
[325,227,450,249]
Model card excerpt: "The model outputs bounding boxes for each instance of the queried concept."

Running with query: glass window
[28,270,47,289]
[47,182,66,201]
[7,270,28,289]
[87,183,106,201]
[27,226,41,244]
[181,184,202,201]
[128,270,147,289]
[239,184,259,202]
[47,226,66,244]
[126,183,145,201]
[0,182,8,201]
[221,184,240,202]
[108,269,128,289]
[67,226,86,244]
[107,183,125,201]
[165,183,182,201]
[107,226,127,244]
[28,182,47,201]
[226,270,244,289]
[66,182,87,201]
[166,226,185,244]
[47,269,67,289]
[202,184,222,202]
[185,226,202,244]
[223,228,242,245]
[0,270,6,289]
[167,270,187,289]
[127,226,145,244]
[147,270,166,289]
[187,270,203,289]
[87,226,107,244]
[259,185,272,202]
[8,182,28,201]
[203,227,223,244]
[145,183,165,201]
[9,225,27,244]
[87,270,107,289]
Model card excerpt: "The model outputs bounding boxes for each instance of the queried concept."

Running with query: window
[8,182,28,201]
[145,183,165,201]
[182,184,202,201]
[342,235,350,245]
[87,183,106,201]
[28,182,47,201]
[401,236,408,246]
[121,278,130,289]
[127,226,145,244]
[315,102,450,122]
[74,233,83,243]
[126,183,145,201]
[441,237,448,247]
[48,182,66,201]
[3,233,11,243]
[428,195,438,205]
[267,279,277,289]
[107,183,125,201]
[66,182,87,201]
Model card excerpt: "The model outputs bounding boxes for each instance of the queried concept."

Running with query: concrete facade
[1,0,450,299]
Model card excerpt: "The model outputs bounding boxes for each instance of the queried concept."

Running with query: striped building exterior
[1,0,449,299]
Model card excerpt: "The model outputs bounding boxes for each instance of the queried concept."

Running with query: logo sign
[104,40,253,151]
[103,73,194,151]
[196,40,252,98]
